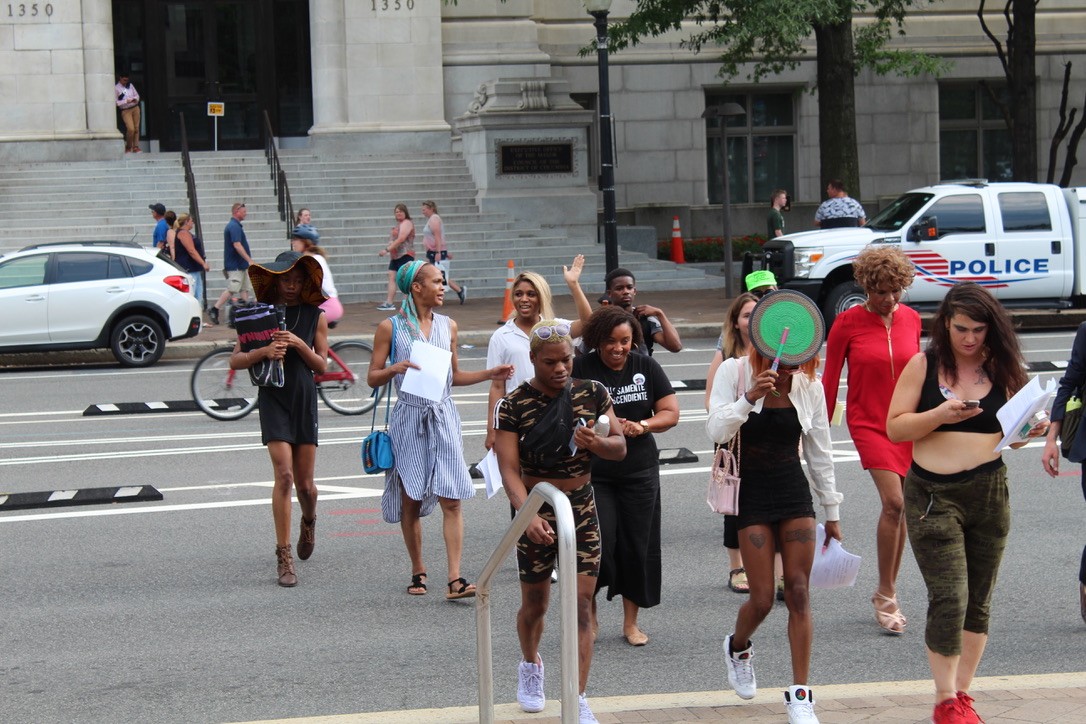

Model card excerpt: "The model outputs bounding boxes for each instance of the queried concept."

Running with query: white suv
[0,241,203,367]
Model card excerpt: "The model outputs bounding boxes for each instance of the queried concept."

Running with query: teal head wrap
[395,260,429,336]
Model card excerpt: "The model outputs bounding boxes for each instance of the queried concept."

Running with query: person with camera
[493,320,626,724]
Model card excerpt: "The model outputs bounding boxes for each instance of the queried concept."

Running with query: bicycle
[190,340,379,421]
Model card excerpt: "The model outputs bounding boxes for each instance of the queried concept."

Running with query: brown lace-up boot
[276,544,297,587]
[297,516,316,561]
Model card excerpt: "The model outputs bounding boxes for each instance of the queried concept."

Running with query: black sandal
[446,577,476,600]
[407,572,427,595]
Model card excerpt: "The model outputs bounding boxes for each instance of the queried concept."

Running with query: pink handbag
[707,359,745,515]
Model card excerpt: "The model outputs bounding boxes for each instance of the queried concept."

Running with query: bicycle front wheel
[191,347,259,421]
[318,340,378,415]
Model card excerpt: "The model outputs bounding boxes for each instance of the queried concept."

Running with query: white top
[309,253,338,298]
[486,316,571,394]
[706,356,841,521]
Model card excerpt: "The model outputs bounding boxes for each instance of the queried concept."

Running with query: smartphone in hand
[962,400,980,409]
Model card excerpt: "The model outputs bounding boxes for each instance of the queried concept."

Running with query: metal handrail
[178,112,206,309]
[262,110,294,243]
[475,483,579,724]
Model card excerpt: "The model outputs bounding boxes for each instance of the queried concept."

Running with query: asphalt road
[1,335,1084,723]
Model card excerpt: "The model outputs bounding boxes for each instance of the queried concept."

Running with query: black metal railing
[263,110,294,243]
[179,112,208,309]
[179,113,204,244]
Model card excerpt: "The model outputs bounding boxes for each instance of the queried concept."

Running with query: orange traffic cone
[670,216,686,264]
[498,259,515,324]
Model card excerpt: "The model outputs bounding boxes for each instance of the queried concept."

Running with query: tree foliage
[602,0,945,198]
[604,0,946,83]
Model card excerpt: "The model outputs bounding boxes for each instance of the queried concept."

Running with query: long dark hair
[581,306,644,352]
[926,282,1026,394]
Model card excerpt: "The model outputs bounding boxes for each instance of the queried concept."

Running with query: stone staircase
[0,150,721,302]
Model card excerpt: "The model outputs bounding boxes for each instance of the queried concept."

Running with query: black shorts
[388,254,414,272]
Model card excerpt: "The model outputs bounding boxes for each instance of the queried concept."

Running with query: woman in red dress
[821,246,920,634]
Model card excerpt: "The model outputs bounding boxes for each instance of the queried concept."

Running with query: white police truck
[756,181,1086,326]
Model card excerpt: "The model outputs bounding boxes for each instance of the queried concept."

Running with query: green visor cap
[745,270,778,291]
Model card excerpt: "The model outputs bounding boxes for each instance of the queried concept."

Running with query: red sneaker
[932,696,969,724]
[956,691,984,723]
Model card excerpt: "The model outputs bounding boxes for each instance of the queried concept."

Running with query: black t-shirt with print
[574,351,674,476]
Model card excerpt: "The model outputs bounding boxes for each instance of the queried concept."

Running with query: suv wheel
[111,314,165,367]
[823,281,866,327]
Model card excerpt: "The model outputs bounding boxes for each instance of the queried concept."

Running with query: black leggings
[1081,464,1086,585]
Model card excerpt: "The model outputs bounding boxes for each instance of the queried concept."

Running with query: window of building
[998,192,1052,232]
[938,83,1013,182]
[704,90,796,205]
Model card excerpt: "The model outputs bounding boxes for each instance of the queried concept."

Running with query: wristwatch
[639,420,651,435]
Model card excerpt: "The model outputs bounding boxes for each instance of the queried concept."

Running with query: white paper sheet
[993,376,1055,452]
[400,341,452,402]
[478,448,503,499]
[808,523,862,589]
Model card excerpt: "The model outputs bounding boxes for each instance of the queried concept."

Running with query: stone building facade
[2,0,1084,236]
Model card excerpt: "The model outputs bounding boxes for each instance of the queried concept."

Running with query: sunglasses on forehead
[533,323,571,340]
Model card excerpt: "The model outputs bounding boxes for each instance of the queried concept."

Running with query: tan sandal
[872,592,906,635]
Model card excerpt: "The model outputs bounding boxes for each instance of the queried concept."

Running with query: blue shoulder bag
[362,317,397,474]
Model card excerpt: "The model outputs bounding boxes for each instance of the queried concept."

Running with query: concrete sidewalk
[241,673,1086,723]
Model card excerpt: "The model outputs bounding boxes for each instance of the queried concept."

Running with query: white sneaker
[376,302,396,311]
[551,567,559,583]
[516,658,545,713]
[784,685,819,724]
[578,693,599,724]
[723,634,756,699]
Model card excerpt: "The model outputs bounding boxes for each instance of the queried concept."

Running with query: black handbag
[1060,387,1083,460]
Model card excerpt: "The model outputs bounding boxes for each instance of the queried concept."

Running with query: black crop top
[916,353,1006,434]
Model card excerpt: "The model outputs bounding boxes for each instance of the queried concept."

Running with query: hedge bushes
[657,234,767,262]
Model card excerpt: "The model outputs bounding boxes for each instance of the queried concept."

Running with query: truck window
[866,193,934,231]
[997,192,1052,232]
[926,194,986,235]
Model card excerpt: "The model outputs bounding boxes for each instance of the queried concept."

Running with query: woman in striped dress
[367,260,514,599]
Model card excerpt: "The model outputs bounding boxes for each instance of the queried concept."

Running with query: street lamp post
[701,102,746,297]
[585,0,618,273]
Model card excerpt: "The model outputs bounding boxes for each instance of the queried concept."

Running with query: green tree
[604,0,946,199]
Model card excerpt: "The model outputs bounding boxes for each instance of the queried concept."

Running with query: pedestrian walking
[421,200,466,304]
[821,245,921,635]
[707,293,842,724]
[704,291,759,594]
[493,320,626,724]
[230,251,329,587]
[574,306,679,647]
[290,224,343,326]
[210,202,255,325]
[116,73,141,153]
[172,212,212,317]
[377,203,415,311]
[1041,321,1086,626]
[367,260,513,599]
[484,257,593,451]
[887,282,1049,723]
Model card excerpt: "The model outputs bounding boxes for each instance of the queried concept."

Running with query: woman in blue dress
[367,260,513,599]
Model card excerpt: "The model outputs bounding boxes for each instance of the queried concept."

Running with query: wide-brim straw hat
[248,251,327,306]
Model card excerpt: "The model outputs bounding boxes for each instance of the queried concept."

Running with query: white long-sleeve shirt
[706,356,842,521]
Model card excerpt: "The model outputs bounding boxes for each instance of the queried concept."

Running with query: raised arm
[563,255,593,337]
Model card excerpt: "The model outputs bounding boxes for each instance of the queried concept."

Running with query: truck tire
[823,281,866,327]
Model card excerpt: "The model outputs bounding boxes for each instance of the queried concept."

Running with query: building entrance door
[158,0,263,151]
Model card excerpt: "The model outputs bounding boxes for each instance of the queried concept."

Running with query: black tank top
[917,352,1005,434]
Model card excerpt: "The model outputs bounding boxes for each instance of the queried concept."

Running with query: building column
[309,0,348,130]
[82,0,117,136]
